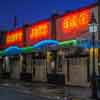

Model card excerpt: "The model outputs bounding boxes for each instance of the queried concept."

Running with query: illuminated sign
[4,7,92,48]
[56,7,92,41]
[33,40,59,49]
[27,20,51,45]
[6,28,23,47]
[62,9,90,32]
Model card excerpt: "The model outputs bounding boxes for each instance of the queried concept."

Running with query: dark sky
[0,0,96,30]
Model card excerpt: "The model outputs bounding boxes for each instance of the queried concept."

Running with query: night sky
[0,0,96,30]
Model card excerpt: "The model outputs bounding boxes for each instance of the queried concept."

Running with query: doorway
[9,55,21,80]
[32,52,47,82]
[47,50,65,84]
[65,55,89,86]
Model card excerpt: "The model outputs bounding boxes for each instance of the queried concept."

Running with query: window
[69,58,80,65]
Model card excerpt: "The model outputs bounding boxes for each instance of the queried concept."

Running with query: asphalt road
[0,81,100,100]
[0,86,56,100]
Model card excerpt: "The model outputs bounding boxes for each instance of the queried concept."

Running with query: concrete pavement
[0,79,100,100]
[0,86,56,100]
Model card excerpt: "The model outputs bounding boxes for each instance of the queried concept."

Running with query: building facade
[0,4,99,87]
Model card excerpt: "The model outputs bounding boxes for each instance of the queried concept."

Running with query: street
[0,86,33,100]
[0,80,100,100]
[0,86,58,100]
[0,81,63,100]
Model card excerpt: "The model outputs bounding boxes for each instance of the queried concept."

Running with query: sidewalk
[0,79,100,100]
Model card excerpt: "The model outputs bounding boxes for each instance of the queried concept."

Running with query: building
[0,4,99,87]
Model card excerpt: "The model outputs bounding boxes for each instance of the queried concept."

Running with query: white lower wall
[32,59,47,82]
[65,57,89,87]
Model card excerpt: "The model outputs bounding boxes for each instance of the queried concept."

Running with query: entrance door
[9,56,20,80]
[32,52,47,82]
[47,50,65,84]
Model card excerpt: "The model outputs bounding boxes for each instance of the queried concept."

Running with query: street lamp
[89,13,98,99]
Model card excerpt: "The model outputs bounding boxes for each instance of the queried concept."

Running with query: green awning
[21,46,33,54]
[0,51,5,56]
[59,40,78,47]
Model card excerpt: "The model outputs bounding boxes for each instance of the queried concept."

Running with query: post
[91,25,98,99]
[13,16,17,28]
[89,12,98,99]
[51,11,59,73]
[91,35,98,99]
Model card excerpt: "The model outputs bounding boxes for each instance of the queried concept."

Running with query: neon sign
[56,8,92,41]
[6,28,23,47]
[62,9,91,33]
[27,20,50,45]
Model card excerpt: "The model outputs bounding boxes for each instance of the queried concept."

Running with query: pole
[91,28,98,99]
[51,12,58,74]
[13,16,17,28]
